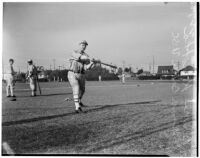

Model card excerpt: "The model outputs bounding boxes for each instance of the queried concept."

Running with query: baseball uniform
[5,64,15,97]
[28,64,38,96]
[68,49,92,111]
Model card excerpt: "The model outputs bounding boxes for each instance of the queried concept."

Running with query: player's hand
[91,58,100,64]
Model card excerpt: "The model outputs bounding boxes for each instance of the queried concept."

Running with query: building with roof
[157,65,176,76]
[178,65,196,79]
[156,65,177,79]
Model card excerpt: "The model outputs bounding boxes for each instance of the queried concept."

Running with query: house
[38,71,47,79]
[157,65,176,77]
[179,65,196,79]
[124,72,132,78]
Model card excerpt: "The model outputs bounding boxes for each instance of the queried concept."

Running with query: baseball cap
[9,58,14,62]
[79,40,88,46]
[27,59,33,63]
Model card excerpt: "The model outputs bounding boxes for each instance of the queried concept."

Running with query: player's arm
[27,66,33,78]
[11,66,14,76]
[85,61,95,70]
[71,51,92,64]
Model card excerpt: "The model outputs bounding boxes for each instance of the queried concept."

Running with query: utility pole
[153,56,155,74]
[58,66,61,71]
[122,60,125,73]
[177,61,180,71]
[149,63,151,73]
[2,60,4,80]
[53,59,56,70]
[50,64,52,70]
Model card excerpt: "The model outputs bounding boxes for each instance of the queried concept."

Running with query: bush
[38,78,48,82]
[160,76,174,80]
[85,66,119,81]
[138,76,160,80]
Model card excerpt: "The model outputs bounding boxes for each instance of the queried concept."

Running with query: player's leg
[10,78,14,97]
[6,84,10,97]
[68,71,82,112]
[34,79,37,96]
[6,76,11,97]
[30,78,35,96]
[79,75,85,99]
[79,75,86,107]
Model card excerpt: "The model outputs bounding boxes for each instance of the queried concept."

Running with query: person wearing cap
[27,59,38,96]
[4,59,16,100]
[68,40,95,113]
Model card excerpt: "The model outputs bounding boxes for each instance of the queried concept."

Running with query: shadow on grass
[2,100,161,126]
[2,115,192,154]
[16,92,72,98]
[86,115,193,153]
[40,93,72,97]
[2,123,97,154]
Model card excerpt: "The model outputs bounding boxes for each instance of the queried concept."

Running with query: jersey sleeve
[28,66,33,75]
[71,51,82,60]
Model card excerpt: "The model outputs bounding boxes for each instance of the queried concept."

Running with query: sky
[3,2,196,72]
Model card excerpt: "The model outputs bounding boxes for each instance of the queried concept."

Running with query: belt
[68,69,85,74]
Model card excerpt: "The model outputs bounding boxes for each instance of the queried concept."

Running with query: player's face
[80,43,87,51]
[9,61,13,65]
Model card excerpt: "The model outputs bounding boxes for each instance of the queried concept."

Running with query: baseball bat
[70,56,117,69]
[91,59,117,69]
[99,62,117,69]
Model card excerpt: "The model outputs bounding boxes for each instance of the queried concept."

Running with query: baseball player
[27,59,38,96]
[5,59,16,100]
[122,73,125,83]
[68,40,95,113]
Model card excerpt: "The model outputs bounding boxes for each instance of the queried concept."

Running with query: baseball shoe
[7,95,11,98]
[80,102,87,107]
[11,95,16,97]
[75,107,84,113]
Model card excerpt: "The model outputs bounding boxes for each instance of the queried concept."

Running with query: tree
[117,67,123,75]
[16,72,26,82]
[36,66,44,73]
[137,69,143,75]
[85,66,119,81]
[124,67,132,73]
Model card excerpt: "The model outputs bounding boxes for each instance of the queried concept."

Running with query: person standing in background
[27,59,38,97]
[5,59,16,101]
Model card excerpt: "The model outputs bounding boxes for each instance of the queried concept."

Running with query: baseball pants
[5,74,15,96]
[29,77,37,95]
[68,71,85,110]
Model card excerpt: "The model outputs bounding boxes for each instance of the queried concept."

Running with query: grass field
[2,80,197,156]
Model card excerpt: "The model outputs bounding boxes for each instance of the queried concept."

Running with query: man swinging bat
[67,40,118,113]
[68,40,95,113]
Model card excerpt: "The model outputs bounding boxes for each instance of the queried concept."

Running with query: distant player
[99,75,102,82]
[68,40,95,113]
[5,59,16,101]
[122,73,125,84]
[27,59,38,96]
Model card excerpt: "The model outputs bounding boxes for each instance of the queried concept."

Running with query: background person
[27,59,38,96]
[5,59,16,101]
